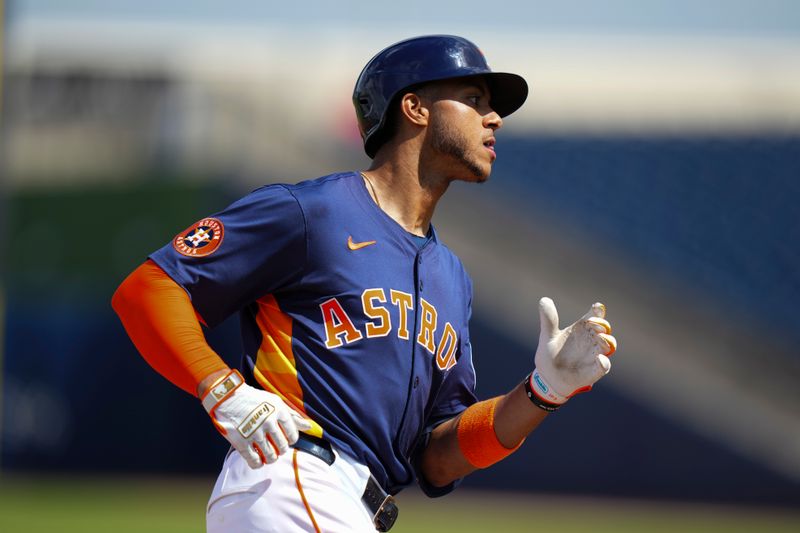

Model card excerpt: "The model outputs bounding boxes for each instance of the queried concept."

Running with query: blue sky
[9,0,800,37]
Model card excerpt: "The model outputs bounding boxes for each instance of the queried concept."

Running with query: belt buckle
[372,493,399,532]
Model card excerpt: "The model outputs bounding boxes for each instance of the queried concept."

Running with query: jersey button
[413,376,420,389]
[419,280,424,291]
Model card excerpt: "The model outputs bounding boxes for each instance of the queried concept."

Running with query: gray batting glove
[201,370,313,468]
[530,297,618,406]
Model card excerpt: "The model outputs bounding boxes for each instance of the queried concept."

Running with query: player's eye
[466,95,481,106]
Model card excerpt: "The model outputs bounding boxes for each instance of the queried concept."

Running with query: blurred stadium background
[1,1,799,531]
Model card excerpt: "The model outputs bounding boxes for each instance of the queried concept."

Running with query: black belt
[293,434,398,532]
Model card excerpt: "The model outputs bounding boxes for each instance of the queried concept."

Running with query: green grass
[0,475,798,533]
[0,476,210,533]
[394,490,800,533]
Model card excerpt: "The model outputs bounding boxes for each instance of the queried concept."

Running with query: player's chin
[455,167,490,184]
[470,161,493,183]
[450,153,492,183]
[474,171,490,184]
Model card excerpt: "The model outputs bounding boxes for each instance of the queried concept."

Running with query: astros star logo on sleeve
[173,217,225,257]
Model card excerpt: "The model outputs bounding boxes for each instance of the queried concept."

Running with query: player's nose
[484,110,503,131]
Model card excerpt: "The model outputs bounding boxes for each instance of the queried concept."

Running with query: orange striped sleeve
[111,259,229,396]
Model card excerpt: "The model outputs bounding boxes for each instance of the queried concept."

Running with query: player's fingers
[586,316,611,334]
[596,354,612,376]
[582,302,606,320]
[281,419,299,446]
[275,409,300,444]
[266,421,290,456]
[598,333,617,356]
[538,297,560,341]
[256,435,278,464]
[253,442,268,464]
[239,441,264,469]
[291,413,314,432]
[265,435,286,462]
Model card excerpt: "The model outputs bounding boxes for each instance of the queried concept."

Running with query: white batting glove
[527,297,618,410]
[201,370,313,468]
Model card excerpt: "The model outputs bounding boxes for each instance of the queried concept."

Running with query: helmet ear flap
[364,113,392,159]
[357,96,372,118]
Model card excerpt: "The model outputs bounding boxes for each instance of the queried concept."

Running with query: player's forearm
[493,382,549,447]
[112,260,230,396]
[421,385,548,487]
[419,415,476,487]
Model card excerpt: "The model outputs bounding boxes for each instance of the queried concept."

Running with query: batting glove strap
[524,371,563,412]
[201,369,244,413]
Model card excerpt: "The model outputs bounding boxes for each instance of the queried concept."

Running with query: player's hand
[201,370,313,468]
[530,297,617,406]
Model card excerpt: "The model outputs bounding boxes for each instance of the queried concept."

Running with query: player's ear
[399,92,429,127]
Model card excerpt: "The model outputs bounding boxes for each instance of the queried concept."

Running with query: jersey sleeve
[149,185,306,328]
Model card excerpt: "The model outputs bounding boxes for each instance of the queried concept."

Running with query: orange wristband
[456,397,523,469]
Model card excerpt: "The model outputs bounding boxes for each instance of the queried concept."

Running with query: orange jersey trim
[111,259,228,396]
[457,397,523,469]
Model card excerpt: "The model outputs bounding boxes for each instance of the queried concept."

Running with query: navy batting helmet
[353,35,528,158]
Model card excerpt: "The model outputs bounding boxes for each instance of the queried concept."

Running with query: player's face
[423,78,503,183]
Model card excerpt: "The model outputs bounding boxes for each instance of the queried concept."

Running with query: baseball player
[112,35,617,532]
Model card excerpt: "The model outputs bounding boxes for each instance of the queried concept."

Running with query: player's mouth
[483,137,496,161]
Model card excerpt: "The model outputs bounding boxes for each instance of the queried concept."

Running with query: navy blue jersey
[151,172,478,494]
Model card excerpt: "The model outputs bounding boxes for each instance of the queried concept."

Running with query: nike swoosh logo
[347,236,377,250]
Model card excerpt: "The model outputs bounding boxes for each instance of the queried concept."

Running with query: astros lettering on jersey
[152,171,478,495]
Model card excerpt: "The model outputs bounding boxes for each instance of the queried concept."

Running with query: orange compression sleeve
[456,397,524,469]
[111,259,229,396]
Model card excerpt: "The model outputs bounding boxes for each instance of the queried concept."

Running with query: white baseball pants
[206,445,377,532]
